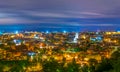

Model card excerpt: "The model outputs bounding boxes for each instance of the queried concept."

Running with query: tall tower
[73,33,79,43]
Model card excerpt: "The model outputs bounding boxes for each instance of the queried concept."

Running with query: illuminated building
[13,39,22,46]
[73,33,79,43]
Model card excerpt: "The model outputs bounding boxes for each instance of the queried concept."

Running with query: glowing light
[15,31,18,34]
[117,30,120,33]
[34,35,39,39]
[40,46,43,48]
[73,33,79,43]
[28,52,36,56]
[35,37,38,39]
[43,55,47,59]
[84,58,89,61]
[46,31,49,33]
[13,39,22,46]
[0,32,3,35]
[96,32,99,34]
[90,38,96,41]
[75,56,78,59]
[63,30,67,33]
[13,40,17,43]
[113,40,117,43]
[82,35,86,39]
[11,35,14,38]
[90,36,102,42]
[96,36,102,41]
[106,32,111,35]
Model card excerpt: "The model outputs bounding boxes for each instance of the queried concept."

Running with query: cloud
[0,18,40,24]
[0,10,119,29]
[25,11,86,18]
[68,23,117,27]
[80,12,103,15]
[23,10,120,19]
[0,17,118,27]
[0,0,120,18]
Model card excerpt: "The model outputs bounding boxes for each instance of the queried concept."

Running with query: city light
[28,52,36,56]
[13,39,17,43]
[117,30,120,33]
[73,33,79,43]
[15,31,18,34]
[63,30,67,33]
[0,0,119,71]
[0,31,119,71]
[0,31,3,35]
[46,31,49,34]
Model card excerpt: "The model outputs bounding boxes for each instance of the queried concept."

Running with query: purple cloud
[0,0,119,28]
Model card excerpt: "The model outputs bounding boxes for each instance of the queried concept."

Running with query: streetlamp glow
[63,30,67,33]
[15,31,18,34]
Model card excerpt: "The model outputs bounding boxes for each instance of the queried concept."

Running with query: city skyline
[0,1,120,72]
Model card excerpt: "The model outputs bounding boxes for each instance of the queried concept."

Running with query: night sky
[0,0,120,32]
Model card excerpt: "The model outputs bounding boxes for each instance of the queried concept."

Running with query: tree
[80,64,89,72]
[89,58,98,66]
[42,58,64,72]
[66,59,80,72]
[109,50,120,72]
[88,58,98,72]
[95,58,113,72]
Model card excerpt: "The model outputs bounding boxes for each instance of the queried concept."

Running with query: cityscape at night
[0,0,120,72]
